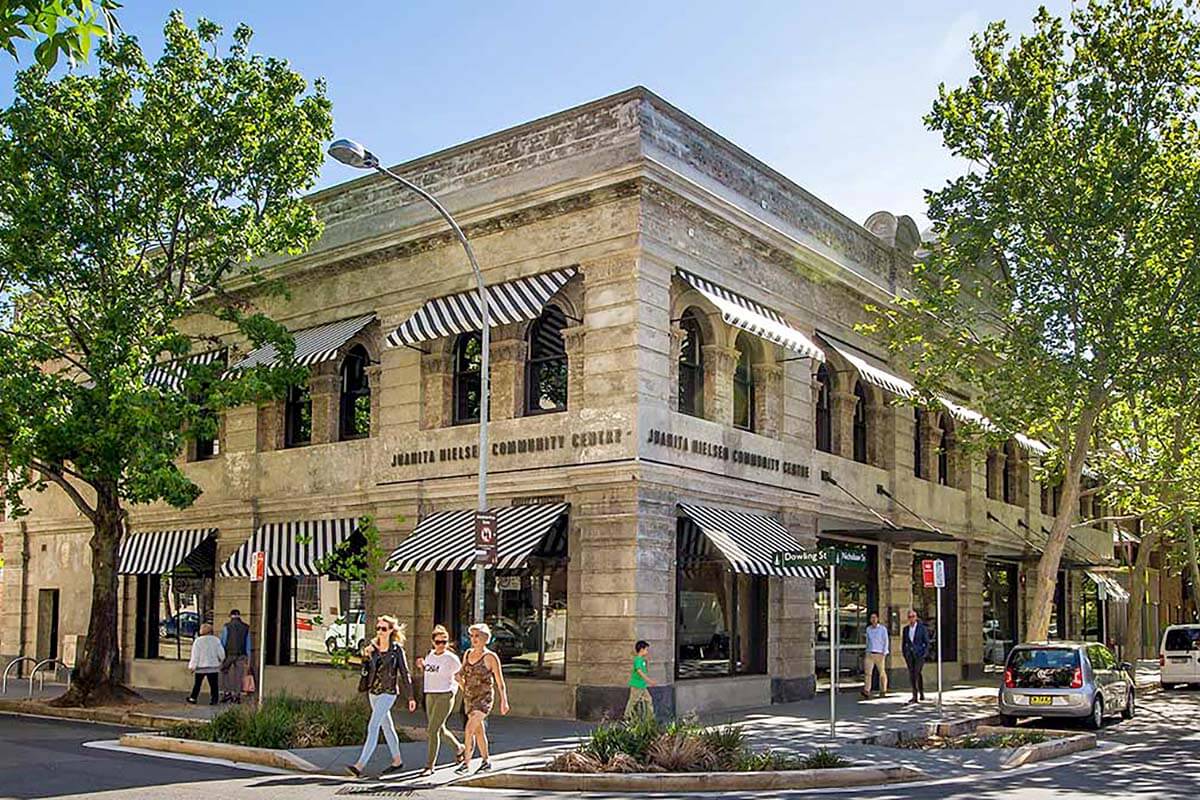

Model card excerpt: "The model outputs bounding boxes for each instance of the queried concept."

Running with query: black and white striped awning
[226,313,376,372]
[219,518,360,577]
[385,503,569,572]
[119,528,217,575]
[678,504,822,578]
[1085,570,1131,603]
[677,269,824,361]
[145,350,227,393]
[387,268,577,348]
[818,336,914,399]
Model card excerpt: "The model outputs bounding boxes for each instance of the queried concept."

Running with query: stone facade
[0,88,1124,716]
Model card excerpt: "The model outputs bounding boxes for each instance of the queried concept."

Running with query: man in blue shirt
[862,613,889,698]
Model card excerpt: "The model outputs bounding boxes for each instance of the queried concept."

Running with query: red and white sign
[921,559,935,588]
[251,551,266,582]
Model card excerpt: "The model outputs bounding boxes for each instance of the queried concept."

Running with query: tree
[0,0,119,67]
[867,0,1200,640]
[0,12,332,705]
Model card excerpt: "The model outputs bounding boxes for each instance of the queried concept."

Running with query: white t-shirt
[422,650,462,693]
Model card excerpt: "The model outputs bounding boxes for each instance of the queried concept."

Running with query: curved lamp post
[328,138,489,624]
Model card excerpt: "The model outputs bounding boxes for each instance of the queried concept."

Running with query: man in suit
[901,609,930,704]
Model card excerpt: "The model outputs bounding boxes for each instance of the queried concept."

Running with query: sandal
[454,762,471,775]
[419,767,434,777]
[345,764,363,778]
[476,760,492,773]
[455,747,466,765]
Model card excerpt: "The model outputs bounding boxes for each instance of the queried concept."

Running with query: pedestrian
[186,623,225,705]
[624,640,655,719]
[415,624,464,776]
[218,609,252,704]
[347,615,416,779]
[454,623,510,775]
[902,609,930,704]
[861,613,889,699]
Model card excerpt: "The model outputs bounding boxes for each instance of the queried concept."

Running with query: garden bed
[894,728,1050,750]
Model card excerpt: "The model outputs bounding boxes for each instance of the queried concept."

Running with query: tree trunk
[1026,400,1102,641]
[1186,515,1200,623]
[49,485,138,707]
[1124,528,1157,661]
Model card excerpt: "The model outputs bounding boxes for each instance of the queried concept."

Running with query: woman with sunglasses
[455,623,509,774]
[346,615,415,778]
[415,624,464,775]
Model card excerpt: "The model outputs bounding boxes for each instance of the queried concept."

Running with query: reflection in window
[983,561,1018,668]
[814,541,876,682]
[815,365,832,453]
[285,384,312,448]
[450,567,567,679]
[678,309,704,417]
[525,304,568,415]
[264,575,366,666]
[910,552,958,661]
[913,409,925,478]
[134,539,216,661]
[852,382,868,463]
[339,345,371,440]
[732,334,755,432]
[453,333,482,425]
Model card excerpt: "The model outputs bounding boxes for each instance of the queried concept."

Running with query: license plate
[1170,657,1189,663]
[1028,695,1053,706]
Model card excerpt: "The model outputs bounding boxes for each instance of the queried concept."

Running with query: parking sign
[933,559,946,588]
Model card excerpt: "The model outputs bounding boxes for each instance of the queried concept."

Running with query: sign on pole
[921,559,935,588]
[249,552,267,708]
[932,558,946,589]
[933,558,944,715]
[474,510,498,567]
[829,561,837,740]
[250,551,266,583]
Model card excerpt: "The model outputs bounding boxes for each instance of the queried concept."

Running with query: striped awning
[820,337,914,398]
[387,268,577,348]
[145,350,227,393]
[385,503,569,572]
[119,528,217,575]
[677,504,822,578]
[938,396,1050,454]
[219,518,360,577]
[1085,570,1131,603]
[226,313,376,372]
[677,269,824,361]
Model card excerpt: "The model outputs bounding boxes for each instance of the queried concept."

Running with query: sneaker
[381,763,405,777]
[186,697,197,705]
[476,761,492,773]
[454,762,471,775]
[345,764,363,778]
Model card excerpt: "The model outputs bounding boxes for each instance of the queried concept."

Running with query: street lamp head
[327,138,379,170]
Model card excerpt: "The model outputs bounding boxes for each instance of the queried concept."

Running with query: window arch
[851,381,868,463]
[452,333,483,425]
[815,364,833,453]
[678,308,705,417]
[733,333,755,432]
[913,408,925,478]
[525,304,568,415]
[937,415,951,486]
[339,345,371,441]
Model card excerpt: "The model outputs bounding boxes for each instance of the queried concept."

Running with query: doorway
[36,589,60,662]
[983,561,1019,669]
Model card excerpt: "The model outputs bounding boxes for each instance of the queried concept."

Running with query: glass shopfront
[814,540,878,682]
[983,561,1019,669]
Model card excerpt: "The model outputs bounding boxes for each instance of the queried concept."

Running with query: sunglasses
[376,625,390,631]
[433,639,449,645]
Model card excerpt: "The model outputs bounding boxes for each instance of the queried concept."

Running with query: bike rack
[1,657,39,695]
[29,658,72,697]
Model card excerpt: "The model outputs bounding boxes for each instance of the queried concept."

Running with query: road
[1,689,1198,799]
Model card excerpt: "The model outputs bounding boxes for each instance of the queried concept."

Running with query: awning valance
[387,268,577,348]
[938,396,1051,455]
[678,503,822,578]
[1085,570,1130,603]
[677,269,824,361]
[119,528,217,575]
[145,350,227,393]
[818,336,914,398]
[385,503,569,572]
[219,518,359,577]
[226,313,376,372]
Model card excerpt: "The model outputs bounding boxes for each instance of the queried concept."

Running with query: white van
[1159,624,1200,689]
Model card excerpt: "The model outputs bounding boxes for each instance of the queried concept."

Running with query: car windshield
[1165,628,1200,652]
[1007,648,1079,688]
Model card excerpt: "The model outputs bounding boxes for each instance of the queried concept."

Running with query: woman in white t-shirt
[415,624,464,775]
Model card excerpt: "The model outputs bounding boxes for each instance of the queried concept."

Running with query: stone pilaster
[867,401,894,469]
[959,543,987,678]
[887,546,915,685]
[256,401,284,452]
[831,389,856,459]
[752,363,783,438]
[489,333,528,420]
[0,523,28,664]
[771,512,818,701]
[214,518,257,653]
[987,450,1007,500]
[563,324,586,411]
[922,419,943,484]
[701,344,737,427]
[366,363,382,437]
[309,371,340,444]
[668,324,686,413]
[420,349,453,430]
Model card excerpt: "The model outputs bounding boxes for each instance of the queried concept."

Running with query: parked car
[324,609,366,655]
[160,611,201,640]
[1159,624,1200,689]
[998,642,1134,729]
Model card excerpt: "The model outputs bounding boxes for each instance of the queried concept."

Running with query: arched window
[986,448,1000,499]
[937,419,950,486]
[525,304,568,415]
[338,345,371,441]
[913,409,925,478]
[1003,440,1020,504]
[815,364,833,453]
[285,384,312,448]
[733,333,755,432]
[851,381,868,463]
[453,333,482,425]
[678,309,704,417]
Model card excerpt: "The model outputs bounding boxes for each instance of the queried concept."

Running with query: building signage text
[391,428,624,468]
[646,428,809,478]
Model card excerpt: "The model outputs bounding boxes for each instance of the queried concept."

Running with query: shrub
[168,694,389,749]
[581,714,664,764]
[801,748,850,769]
[736,748,804,772]
[699,724,747,769]
[646,732,717,772]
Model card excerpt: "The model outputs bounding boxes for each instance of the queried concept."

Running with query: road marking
[83,739,293,776]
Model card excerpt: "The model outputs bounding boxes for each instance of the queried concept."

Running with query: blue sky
[0,1,1067,229]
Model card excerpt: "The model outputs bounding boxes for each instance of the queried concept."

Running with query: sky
[0,1,1070,230]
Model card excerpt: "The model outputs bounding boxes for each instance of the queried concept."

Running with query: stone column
[366,364,382,437]
[256,402,284,452]
[831,389,856,459]
[668,324,686,413]
[489,332,528,420]
[0,523,26,664]
[959,543,987,679]
[214,518,257,660]
[922,419,943,484]
[867,401,894,469]
[771,512,818,701]
[888,547,915,687]
[752,363,783,438]
[420,349,453,430]
[309,371,340,444]
[987,450,1007,500]
[701,344,737,427]
[563,324,586,411]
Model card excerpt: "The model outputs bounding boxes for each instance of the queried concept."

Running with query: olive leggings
[425,691,462,767]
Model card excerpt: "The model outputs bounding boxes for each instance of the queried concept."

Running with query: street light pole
[328,139,489,623]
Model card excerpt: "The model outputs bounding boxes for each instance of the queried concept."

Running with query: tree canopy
[0,0,119,67]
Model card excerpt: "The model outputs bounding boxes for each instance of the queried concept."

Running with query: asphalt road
[2,689,1198,799]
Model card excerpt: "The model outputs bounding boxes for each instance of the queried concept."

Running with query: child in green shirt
[624,640,655,720]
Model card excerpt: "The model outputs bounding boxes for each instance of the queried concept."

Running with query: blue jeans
[358,693,401,765]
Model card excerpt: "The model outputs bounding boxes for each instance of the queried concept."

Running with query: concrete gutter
[460,764,925,792]
[119,733,321,773]
[1001,732,1096,769]
[0,699,191,730]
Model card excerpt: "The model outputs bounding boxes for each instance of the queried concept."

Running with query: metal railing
[1,657,38,695]
[29,658,72,697]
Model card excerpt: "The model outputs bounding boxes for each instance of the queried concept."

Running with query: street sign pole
[936,583,942,716]
[829,561,837,739]
[251,551,267,709]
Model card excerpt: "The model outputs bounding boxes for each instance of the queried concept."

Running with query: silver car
[998,642,1135,729]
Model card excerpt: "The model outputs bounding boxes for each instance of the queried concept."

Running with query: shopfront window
[134,541,216,661]
[263,575,365,666]
[814,541,877,682]
[983,561,1018,669]
[910,551,958,662]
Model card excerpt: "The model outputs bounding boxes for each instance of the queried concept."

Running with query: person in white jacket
[187,623,226,705]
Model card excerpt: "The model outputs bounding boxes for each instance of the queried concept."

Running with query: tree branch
[29,460,96,523]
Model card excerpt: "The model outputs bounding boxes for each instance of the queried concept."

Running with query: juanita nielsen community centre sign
[391,427,627,468]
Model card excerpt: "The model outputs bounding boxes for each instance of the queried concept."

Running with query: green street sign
[834,548,867,567]
[772,547,867,569]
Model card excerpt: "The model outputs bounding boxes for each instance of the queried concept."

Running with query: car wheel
[1160,681,1174,691]
[325,637,338,654]
[1121,690,1135,720]
[1087,697,1104,730]
[999,713,1018,727]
